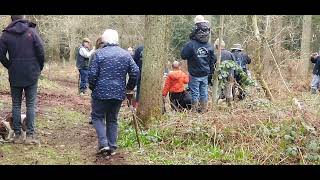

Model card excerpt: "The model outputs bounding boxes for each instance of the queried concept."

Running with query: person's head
[95,37,104,49]
[172,61,181,70]
[230,43,243,52]
[192,15,210,43]
[214,38,225,49]
[82,38,91,48]
[11,15,25,21]
[102,29,119,45]
[194,15,209,24]
[128,47,134,55]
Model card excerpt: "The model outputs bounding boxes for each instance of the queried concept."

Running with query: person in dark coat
[213,39,236,100]
[181,15,215,113]
[128,47,134,57]
[88,29,139,155]
[0,15,45,145]
[231,43,251,100]
[310,52,320,94]
[76,38,95,95]
[231,44,251,73]
[209,38,235,86]
[133,45,143,108]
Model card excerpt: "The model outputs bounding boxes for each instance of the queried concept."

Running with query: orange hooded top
[162,70,189,96]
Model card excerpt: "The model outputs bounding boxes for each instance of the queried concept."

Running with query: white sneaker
[98,146,110,154]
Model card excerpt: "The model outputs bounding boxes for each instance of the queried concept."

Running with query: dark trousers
[234,70,246,100]
[10,83,38,135]
[169,91,192,111]
[79,68,89,92]
[91,99,122,150]
[208,74,213,86]
[136,78,141,102]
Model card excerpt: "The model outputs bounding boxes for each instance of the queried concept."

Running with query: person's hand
[162,96,166,103]
[126,89,134,95]
[126,90,134,101]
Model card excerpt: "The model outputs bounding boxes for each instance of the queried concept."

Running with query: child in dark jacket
[310,52,320,94]
[162,61,191,111]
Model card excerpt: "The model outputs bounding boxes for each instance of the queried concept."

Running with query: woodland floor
[0,63,320,165]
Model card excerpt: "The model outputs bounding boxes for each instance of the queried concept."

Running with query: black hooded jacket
[0,19,45,87]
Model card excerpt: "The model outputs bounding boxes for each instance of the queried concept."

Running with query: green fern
[217,60,255,89]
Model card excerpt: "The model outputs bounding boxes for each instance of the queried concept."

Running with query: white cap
[194,15,209,24]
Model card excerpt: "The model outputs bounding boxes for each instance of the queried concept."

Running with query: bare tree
[252,15,274,102]
[212,15,224,104]
[301,15,312,76]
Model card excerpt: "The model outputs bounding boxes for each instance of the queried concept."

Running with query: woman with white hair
[88,29,139,155]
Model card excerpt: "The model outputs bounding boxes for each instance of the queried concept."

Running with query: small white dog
[0,113,27,142]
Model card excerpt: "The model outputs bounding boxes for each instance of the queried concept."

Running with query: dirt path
[0,77,130,165]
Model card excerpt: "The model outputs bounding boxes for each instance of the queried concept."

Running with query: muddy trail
[0,77,130,165]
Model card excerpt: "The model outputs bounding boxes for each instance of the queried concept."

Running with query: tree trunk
[212,15,224,104]
[251,15,274,102]
[273,15,284,61]
[263,15,272,77]
[301,15,312,76]
[137,15,170,128]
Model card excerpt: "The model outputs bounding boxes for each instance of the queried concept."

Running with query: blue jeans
[311,74,320,90]
[91,99,122,150]
[10,83,38,135]
[188,75,208,103]
[79,68,89,92]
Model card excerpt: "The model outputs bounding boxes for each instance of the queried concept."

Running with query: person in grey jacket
[76,38,95,95]
[310,52,320,94]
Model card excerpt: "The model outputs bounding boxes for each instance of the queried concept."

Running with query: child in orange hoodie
[162,61,192,111]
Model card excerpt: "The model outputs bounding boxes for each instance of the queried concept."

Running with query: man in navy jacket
[0,15,44,145]
[181,15,215,113]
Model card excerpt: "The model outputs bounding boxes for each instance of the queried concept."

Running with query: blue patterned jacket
[88,44,139,100]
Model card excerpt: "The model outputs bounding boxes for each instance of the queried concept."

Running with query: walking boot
[199,101,208,113]
[191,101,199,113]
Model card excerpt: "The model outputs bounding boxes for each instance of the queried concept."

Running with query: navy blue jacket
[311,56,320,75]
[133,45,143,72]
[220,49,235,62]
[231,50,251,72]
[0,19,45,87]
[181,40,215,77]
[133,45,143,83]
[88,44,139,101]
